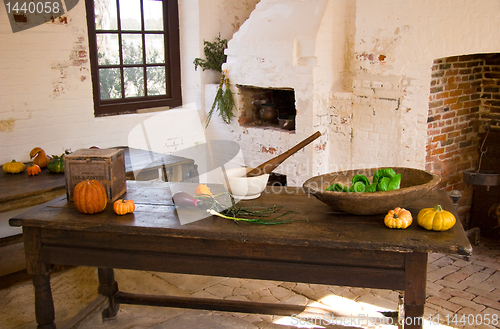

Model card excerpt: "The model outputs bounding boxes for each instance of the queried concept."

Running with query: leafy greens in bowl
[303,167,440,215]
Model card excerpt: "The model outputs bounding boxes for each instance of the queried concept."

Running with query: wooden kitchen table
[9,181,472,329]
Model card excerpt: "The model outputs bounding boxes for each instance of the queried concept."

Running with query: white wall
[0,0,257,164]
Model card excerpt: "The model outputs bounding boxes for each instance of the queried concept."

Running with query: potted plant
[193,35,236,127]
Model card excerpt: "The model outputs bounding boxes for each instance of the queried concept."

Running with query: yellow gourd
[384,207,413,229]
[417,205,456,231]
[2,160,26,174]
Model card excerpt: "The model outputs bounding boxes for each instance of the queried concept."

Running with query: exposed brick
[431,134,447,143]
[450,89,463,97]
[449,297,486,312]
[443,271,469,283]
[473,296,500,311]
[427,265,460,282]
[441,125,455,134]
[444,97,459,105]
[465,286,500,300]
[462,270,495,286]
[441,287,476,300]
[426,296,462,313]
[430,147,444,156]
[450,102,465,110]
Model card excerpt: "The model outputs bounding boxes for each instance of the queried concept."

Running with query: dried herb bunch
[193,35,227,73]
[206,71,236,126]
[193,35,236,127]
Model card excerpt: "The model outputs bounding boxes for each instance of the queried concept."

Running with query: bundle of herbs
[192,35,236,127]
[196,192,296,225]
[206,71,236,126]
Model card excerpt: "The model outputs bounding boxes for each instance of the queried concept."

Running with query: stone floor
[1,238,499,329]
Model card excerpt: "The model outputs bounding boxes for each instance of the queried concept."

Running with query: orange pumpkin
[113,199,135,215]
[384,207,413,229]
[30,147,51,168]
[195,184,212,196]
[73,180,107,214]
[27,164,41,176]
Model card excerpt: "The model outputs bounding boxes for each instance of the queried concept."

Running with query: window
[85,0,182,116]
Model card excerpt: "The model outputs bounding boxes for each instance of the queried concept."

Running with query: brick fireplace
[427,54,500,224]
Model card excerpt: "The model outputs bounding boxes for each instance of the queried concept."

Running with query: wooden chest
[64,149,126,202]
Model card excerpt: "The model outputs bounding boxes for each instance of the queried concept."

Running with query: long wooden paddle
[246,131,322,177]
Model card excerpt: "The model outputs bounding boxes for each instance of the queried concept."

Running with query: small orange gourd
[417,205,456,231]
[113,199,135,215]
[27,164,41,176]
[384,207,413,229]
[30,147,51,168]
[73,180,107,214]
[195,184,212,197]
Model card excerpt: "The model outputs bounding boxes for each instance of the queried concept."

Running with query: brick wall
[427,54,500,224]
[481,54,500,126]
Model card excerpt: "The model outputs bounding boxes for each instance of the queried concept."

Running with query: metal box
[64,148,126,202]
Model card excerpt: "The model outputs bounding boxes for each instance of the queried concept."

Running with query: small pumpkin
[30,147,51,168]
[417,205,456,231]
[27,164,41,176]
[2,160,26,174]
[384,207,413,229]
[195,184,212,197]
[73,180,108,214]
[47,154,65,173]
[113,199,135,215]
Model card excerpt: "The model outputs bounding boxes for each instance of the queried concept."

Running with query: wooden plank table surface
[10,181,473,329]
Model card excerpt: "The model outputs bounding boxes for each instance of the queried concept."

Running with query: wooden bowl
[302,167,440,215]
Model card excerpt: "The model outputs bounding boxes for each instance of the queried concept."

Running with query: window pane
[124,67,144,97]
[122,34,143,64]
[94,0,117,30]
[147,66,166,95]
[99,68,122,99]
[119,0,141,30]
[143,0,163,31]
[145,34,164,64]
[97,34,120,65]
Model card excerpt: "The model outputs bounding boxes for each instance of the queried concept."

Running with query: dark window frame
[85,0,182,117]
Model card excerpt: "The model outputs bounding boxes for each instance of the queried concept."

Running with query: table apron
[40,229,407,269]
[41,244,406,290]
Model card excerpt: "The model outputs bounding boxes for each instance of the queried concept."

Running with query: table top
[10,181,473,256]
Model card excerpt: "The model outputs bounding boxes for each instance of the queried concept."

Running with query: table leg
[403,252,428,329]
[98,268,119,320]
[23,227,56,329]
[33,274,56,329]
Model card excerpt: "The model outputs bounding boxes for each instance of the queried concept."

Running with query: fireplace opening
[236,85,296,131]
[427,53,500,238]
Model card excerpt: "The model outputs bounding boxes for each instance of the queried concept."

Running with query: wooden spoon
[246,131,322,177]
